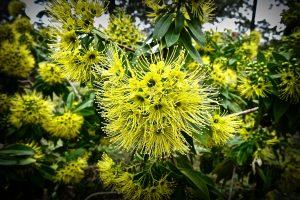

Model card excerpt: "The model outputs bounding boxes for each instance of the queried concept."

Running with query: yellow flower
[202,55,211,65]
[44,111,84,139]
[97,153,116,187]
[210,59,237,89]
[244,113,256,129]
[144,0,167,20]
[52,47,103,83]
[224,69,237,88]
[96,47,217,158]
[38,62,65,85]
[51,29,79,50]
[55,155,88,184]
[189,0,215,23]
[249,30,261,44]
[115,172,173,200]
[9,92,53,128]
[105,11,144,48]
[187,61,199,71]
[238,77,271,99]
[12,17,33,34]
[210,113,242,145]
[238,61,271,99]
[0,41,35,78]
[236,42,258,60]
[0,23,16,43]
[23,141,44,160]
[15,32,35,47]
[211,32,223,43]
[8,0,26,17]
[278,67,300,103]
[97,154,174,199]
[99,46,128,81]
[253,147,275,165]
[47,0,106,33]
[0,93,10,112]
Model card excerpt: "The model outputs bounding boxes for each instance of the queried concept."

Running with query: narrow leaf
[179,167,210,200]
[153,14,174,39]
[0,159,17,165]
[175,12,185,33]
[0,144,34,156]
[179,29,202,62]
[187,19,206,46]
[92,29,108,40]
[66,92,75,109]
[17,158,36,165]
[74,99,93,112]
[165,23,180,47]
[257,51,266,62]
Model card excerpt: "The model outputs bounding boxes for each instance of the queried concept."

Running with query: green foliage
[0,0,299,199]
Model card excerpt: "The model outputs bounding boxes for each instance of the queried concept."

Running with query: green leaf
[0,144,34,156]
[187,19,206,46]
[74,99,93,112]
[181,131,196,154]
[229,92,248,105]
[0,149,34,156]
[92,29,108,40]
[81,35,94,49]
[18,158,36,165]
[213,159,235,181]
[0,159,17,165]
[153,13,174,39]
[175,12,185,33]
[165,23,180,47]
[272,52,287,63]
[178,167,210,200]
[66,148,85,161]
[273,99,289,122]
[56,139,63,149]
[0,158,36,166]
[66,92,75,109]
[227,101,242,112]
[257,51,266,63]
[179,29,201,63]
[228,58,237,65]
[77,108,95,116]
[196,171,224,198]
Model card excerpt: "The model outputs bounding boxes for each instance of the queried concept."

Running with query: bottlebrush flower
[96,47,217,158]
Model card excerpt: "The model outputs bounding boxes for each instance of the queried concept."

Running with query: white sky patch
[94,14,109,28]
[21,0,287,39]
[203,0,287,37]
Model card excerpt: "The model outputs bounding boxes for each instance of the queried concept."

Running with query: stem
[230,107,259,117]
[117,43,135,52]
[228,166,236,200]
[67,79,82,101]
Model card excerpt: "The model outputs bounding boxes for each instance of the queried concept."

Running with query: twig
[228,166,236,200]
[84,192,119,200]
[117,43,135,52]
[230,107,259,116]
[67,79,82,101]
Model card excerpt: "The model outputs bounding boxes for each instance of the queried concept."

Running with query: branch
[117,43,135,52]
[230,107,259,116]
[67,79,82,101]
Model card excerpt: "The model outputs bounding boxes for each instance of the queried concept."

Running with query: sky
[203,0,286,32]
[21,0,287,38]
